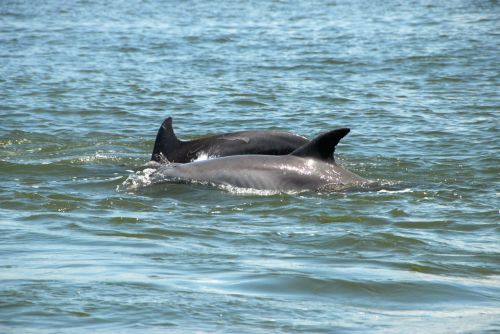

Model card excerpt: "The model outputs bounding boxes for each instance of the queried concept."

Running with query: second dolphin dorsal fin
[290,128,350,161]
[151,117,181,162]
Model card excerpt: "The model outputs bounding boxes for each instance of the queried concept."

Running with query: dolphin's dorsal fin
[290,128,350,161]
[151,117,181,162]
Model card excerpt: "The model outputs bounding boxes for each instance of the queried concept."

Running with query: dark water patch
[319,58,354,65]
[313,214,389,225]
[17,213,68,223]
[94,230,168,240]
[0,160,91,178]
[97,197,154,211]
[230,98,268,107]
[427,75,467,84]
[324,231,430,253]
[221,272,496,305]
[116,46,142,53]
[1,198,48,212]
[404,260,500,278]
[316,95,353,104]
[388,208,409,217]
[12,191,44,201]
[393,219,456,230]
[41,199,82,212]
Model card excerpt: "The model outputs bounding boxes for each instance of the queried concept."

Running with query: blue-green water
[1,0,499,333]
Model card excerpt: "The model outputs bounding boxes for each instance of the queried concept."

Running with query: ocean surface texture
[1,0,499,333]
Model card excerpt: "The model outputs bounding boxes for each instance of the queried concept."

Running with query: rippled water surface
[1,0,499,333]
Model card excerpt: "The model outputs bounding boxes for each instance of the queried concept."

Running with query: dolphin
[150,117,309,163]
[149,128,371,192]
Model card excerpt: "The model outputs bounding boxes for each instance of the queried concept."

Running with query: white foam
[118,168,157,192]
[193,152,219,162]
[218,184,303,196]
[378,188,412,194]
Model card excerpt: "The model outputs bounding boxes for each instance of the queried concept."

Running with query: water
[1,0,499,332]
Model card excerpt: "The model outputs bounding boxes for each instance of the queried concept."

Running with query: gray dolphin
[149,128,371,192]
[150,117,309,163]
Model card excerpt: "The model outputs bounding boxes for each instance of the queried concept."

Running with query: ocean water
[1,0,499,333]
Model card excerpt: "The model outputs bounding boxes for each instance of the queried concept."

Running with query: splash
[76,152,118,163]
[118,167,158,192]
